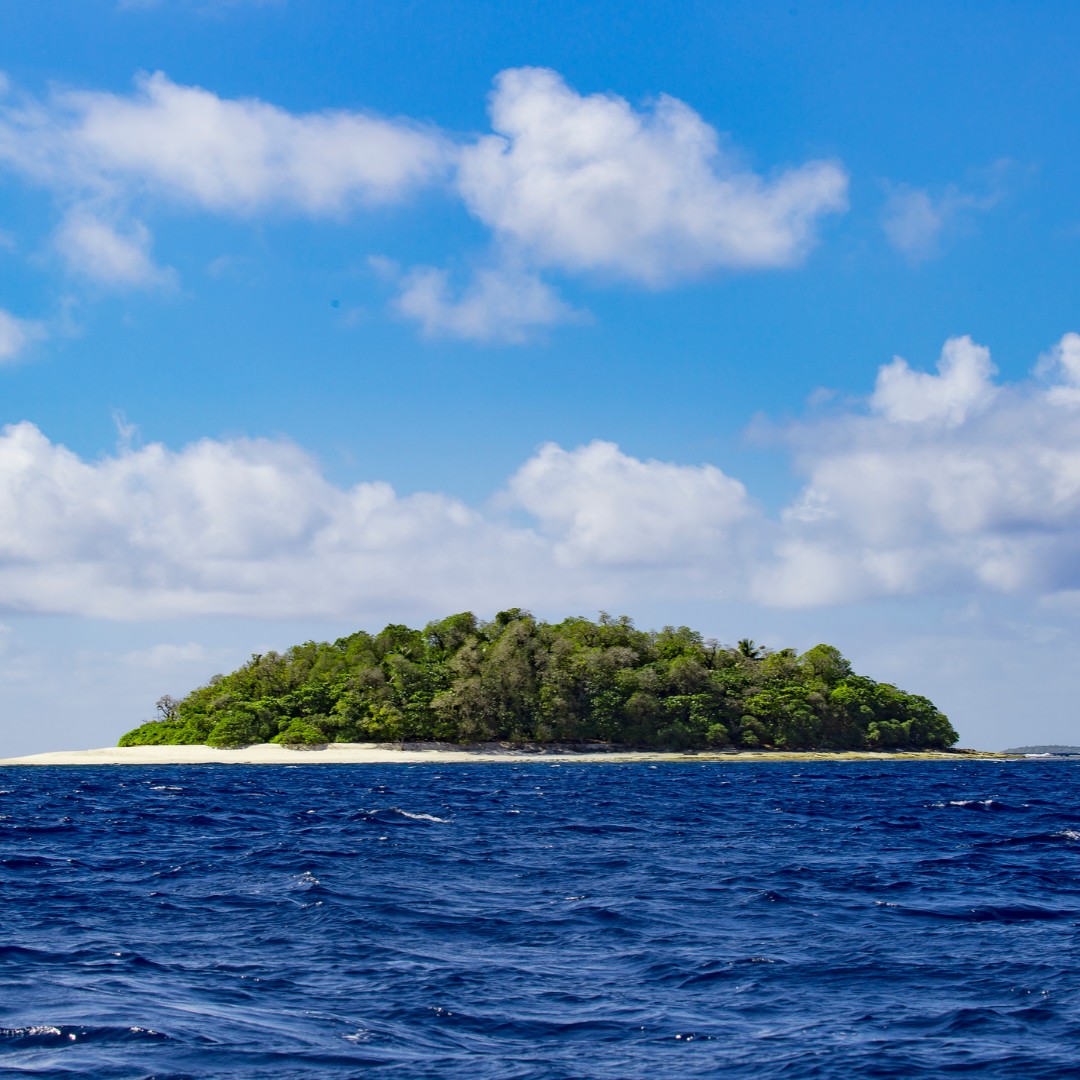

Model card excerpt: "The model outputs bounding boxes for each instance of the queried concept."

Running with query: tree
[272,718,328,746]
[155,694,180,722]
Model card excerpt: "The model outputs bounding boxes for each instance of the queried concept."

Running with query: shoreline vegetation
[116,610,959,754]
[0,743,1007,767]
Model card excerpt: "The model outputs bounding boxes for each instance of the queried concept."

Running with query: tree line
[118,609,958,751]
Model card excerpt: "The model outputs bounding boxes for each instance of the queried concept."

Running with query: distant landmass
[119,610,958,752]
[1001,745,1080,756]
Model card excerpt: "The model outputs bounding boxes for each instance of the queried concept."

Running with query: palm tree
[736,638,765,660]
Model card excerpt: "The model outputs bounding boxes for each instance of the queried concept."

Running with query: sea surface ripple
[2,760,1079,1078]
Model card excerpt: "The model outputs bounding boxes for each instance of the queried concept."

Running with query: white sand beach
[0,743,991,766]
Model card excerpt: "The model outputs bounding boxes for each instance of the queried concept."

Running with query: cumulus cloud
[66,72,449,213]
[870,335,998,426]
[0,70,449,287]
[457,67,849,285]
[0,425,753,618]
[0,71,449,215]
[756,334,1080,606]
[0,66,849,318]
[389,66,851,341]
[8,337,1080,617]
[508,441,753,566]
[0,309,45,362]
[392,262,581,343]
[1037,332,1080,406]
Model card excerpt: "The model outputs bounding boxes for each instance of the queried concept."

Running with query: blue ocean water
[1,761,1079,1078]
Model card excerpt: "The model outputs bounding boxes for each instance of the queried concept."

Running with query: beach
[0,743,997,766]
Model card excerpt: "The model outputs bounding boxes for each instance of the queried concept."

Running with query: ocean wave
[0,1024,170,1045]
[890,903,1076,923]
[353,806,452,824]
[931,798,1019,811]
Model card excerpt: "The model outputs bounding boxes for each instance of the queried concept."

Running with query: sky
[1,0,1079,754]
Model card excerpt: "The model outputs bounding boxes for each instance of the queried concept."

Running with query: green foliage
[206,710,260,748]
[118,720,197,746]
[118,616,958,752]
[271,718,329,746]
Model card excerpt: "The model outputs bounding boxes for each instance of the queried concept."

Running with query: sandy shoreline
[0,743,1005,766]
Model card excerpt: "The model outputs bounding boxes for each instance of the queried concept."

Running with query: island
[1001,745,1080,757]
[117,610,958,753]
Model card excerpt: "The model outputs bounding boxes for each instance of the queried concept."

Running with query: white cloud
[882,172,1004,262]
[508,440,754,566]
[870,335,998,426]
[6,337,1080,621]
[757,334,1080,606]
[0,308,45,362]
[389,65,851,341]
[882,187,948,260]
[393,262,582,343]
[55,210,174,287]
[1037,332,1080,406]
[457,67,848,285]
[0,71,450,287]
[0,425,755,619]
[0,66,849,319]
[0,72,450,216]
[65,72,449,213]
[119,641,212,669]
[0,422,477,617]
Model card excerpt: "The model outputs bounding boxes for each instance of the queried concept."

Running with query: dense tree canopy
[119,611,958,751]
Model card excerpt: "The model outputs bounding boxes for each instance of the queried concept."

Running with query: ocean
[1,760,1078,1078]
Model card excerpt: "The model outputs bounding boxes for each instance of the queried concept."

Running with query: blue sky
[2,0,1079,753]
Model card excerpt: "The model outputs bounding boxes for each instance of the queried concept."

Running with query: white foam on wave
[930,798,1003,809]
[391,808,451,823]
[1053,829,1080,841]
[1,1026,73,1040]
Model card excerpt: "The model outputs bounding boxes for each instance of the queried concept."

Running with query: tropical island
[118,610,958,753]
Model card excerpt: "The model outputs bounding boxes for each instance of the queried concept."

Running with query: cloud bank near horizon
[2,335,1080,620]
